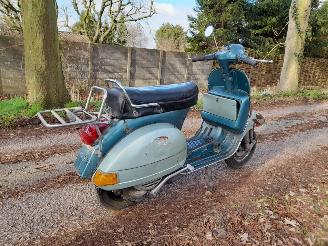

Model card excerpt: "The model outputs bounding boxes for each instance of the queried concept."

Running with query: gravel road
[0,102,328,246]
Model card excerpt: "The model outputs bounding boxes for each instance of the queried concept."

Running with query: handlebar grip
[241,57,257,66]
[191,55,206,62]
[191,53,216,62]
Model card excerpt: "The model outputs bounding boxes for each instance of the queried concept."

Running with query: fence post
[127,47,132,86]
[185,54,191,81]
[87,42,95,87]
[158,50,166,85]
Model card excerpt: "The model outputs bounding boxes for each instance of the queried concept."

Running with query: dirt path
[1,102,328,246]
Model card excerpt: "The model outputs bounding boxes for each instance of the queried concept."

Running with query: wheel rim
[235,144,251,161]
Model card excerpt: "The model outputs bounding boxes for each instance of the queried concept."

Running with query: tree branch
[72,0,155,44]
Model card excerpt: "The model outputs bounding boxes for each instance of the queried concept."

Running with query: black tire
[96,188,136,210]
[225,129,257,169]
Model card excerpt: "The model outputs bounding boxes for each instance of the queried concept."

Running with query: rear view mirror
[204,25,214,37]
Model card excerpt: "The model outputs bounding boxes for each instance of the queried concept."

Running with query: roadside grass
[195,88,328,110]
[252,88,328,101]
[195,99,203,111]
[0,97,42,126]
[0,97,104,127]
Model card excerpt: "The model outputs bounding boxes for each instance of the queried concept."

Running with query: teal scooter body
[70,44,267,209]
[74,108,189,179]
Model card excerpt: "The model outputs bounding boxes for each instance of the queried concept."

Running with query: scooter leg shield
[94,123,187,191]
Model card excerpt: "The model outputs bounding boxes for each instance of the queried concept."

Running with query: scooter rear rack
[38,79,161,128]
[37,86,110,128]
[37,107,103,128]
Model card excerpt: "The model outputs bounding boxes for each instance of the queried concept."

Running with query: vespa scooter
[38,43,269,209]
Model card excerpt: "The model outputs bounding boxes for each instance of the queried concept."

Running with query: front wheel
[225,128,257,169]
[96,188,141,210]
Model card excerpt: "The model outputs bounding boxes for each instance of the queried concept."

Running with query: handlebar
[191,53,216,62]
[191,44,274,67]
[191,53,259,66]
[191,54,273,67]
[240,57,257,66]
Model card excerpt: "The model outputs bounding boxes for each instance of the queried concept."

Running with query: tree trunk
[277,0,311,92]
[21,0,69,108]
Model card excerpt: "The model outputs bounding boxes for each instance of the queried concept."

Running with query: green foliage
[187,0,327,58]
[187,0,293,56]
[0,97,27,116]
[64,100,83,108]
[305,1,328,58]
[187,0,246,53]
[155,23,186,52]
[23,102,43,118]
[244,0,292,57]
[0,97,42,126]
[195,98,203,110]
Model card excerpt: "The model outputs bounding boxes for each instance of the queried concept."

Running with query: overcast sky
[57,0,196,49]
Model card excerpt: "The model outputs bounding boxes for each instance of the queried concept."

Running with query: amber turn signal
[92,171,118,186]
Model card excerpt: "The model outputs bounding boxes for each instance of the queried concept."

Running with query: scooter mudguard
[74,109,189,179]
[95,123,187,191]
[75,145,101,179]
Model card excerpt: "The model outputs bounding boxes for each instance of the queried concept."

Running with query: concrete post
[185,54,191,81]
[87,42,95,87]
[158,50,163,85]
[127,47,132,86]
[158,50,166,85]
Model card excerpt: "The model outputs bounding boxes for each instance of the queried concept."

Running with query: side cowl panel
[96,123,187,191]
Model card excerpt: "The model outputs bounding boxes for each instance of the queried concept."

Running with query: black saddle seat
[126,82,198,105]
[106,82,198,119]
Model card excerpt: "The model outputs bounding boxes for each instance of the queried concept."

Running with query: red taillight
[79,123,109,146]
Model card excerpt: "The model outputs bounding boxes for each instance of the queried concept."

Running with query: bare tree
[126,23,148,48]
[0,0,22,32]
[278,0,312,91]
[71,0,155,44]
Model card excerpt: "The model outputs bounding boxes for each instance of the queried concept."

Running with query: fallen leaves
[239,232,249,243]
[283,218,299,228]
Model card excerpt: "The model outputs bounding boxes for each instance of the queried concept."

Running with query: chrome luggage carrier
[37,79,160,128]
